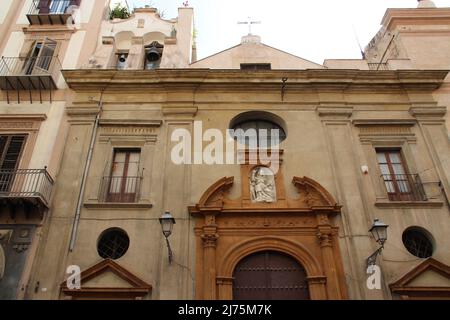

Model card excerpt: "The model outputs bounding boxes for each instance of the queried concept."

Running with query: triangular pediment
[82,269,136,288]
[60,259,152,299]
[407,269,450,287]
[191,38,324,70]
[390,258,450,298]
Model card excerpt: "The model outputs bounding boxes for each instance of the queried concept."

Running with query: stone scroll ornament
[250,167,277,203]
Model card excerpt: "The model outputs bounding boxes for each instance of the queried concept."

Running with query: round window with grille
[402,227,434,258]
[97,228,130,260]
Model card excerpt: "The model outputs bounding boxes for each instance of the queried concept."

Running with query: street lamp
[159,211,176,264]
[367,218,389,267]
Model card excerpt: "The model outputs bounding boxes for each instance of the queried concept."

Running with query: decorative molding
[162,106,198,116]
[292,176,340,210]
[191,177,234,211]
[409,106,447,118]
[375,200,443,208]
[99,119,162,127]
[219,217,315,229]
[317,107,353,118]
[0,114,47,121]
[353,119,416,126]
[66,107,99,117]
[83,202,153,210]
[355,120,417,144]
[61,69,449,92]
[201,233,219,248]
[99,126,158,140]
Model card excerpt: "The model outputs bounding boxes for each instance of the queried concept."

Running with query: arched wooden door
[233,251,310,300]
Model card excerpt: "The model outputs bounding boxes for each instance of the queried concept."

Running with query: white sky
[126,0,450,64]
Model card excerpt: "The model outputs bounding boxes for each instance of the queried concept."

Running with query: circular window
[97,228,130,260]
[230,111,287,147]
[402,227,434,258]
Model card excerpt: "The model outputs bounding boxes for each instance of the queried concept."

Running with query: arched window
[230,111,287,148]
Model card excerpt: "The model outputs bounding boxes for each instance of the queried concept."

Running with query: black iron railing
[381,174,427,201]
[99,176,142,203]
[0,56,61,78]
[0,168,54,205]
[28,0,74,15]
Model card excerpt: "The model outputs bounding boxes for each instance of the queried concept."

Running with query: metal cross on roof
[238,17,261,35]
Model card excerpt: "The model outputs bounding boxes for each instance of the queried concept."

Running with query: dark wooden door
[233,251,310,300]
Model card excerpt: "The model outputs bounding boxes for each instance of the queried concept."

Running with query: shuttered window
[0,136,26,170]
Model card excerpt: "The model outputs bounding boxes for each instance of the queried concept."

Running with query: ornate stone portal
[189,157,348,300]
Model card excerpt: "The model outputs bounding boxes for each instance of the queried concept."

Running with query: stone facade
[1,1,450,300]
[0,0,110,300]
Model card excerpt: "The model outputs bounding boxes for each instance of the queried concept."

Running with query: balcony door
[377,149,414,201]
[24,38,57,75]
[107,149,141,203]
[0,136,26,192]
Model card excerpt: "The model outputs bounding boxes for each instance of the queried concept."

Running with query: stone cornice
[0,114,47,121]
[409,106,447,118]
[98,119,162,127]
[61,69,449,92]
[382,8,450,29]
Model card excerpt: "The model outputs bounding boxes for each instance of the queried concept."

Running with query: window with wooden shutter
[0,136,26,170]
[106,149,141,203]
[0,135,26,192]
[376,149,426,201]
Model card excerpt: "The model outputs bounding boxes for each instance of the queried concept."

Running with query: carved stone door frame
[189,175,348,300]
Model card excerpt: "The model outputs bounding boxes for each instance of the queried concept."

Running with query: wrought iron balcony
[0,56,61,91]
[381,174,427,202]
[27,0,80,25]
[99,176,142,203]
[0,168,54,208]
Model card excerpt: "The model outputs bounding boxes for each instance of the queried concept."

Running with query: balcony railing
[0,56,61,91]
[0,168,54,207]
[27,0,79,25]
[99,176,142,203]
[381,174,427,202]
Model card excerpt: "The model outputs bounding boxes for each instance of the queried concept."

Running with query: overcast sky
[124,0,450,64]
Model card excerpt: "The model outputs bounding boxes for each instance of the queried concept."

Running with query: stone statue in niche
[250,167,276,203]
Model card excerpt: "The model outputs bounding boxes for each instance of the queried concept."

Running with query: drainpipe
[68,91,105,252]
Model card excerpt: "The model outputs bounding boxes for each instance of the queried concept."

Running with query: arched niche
[114,31,135,50]
[143,32,167,47]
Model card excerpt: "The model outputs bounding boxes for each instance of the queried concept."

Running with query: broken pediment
[189,175,341,214]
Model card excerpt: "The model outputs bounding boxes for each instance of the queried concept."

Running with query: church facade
[1,0,450,300]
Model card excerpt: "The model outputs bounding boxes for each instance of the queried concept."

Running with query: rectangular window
[106,149,141,203]
[240,63,272,70]
[376,149,425,201]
